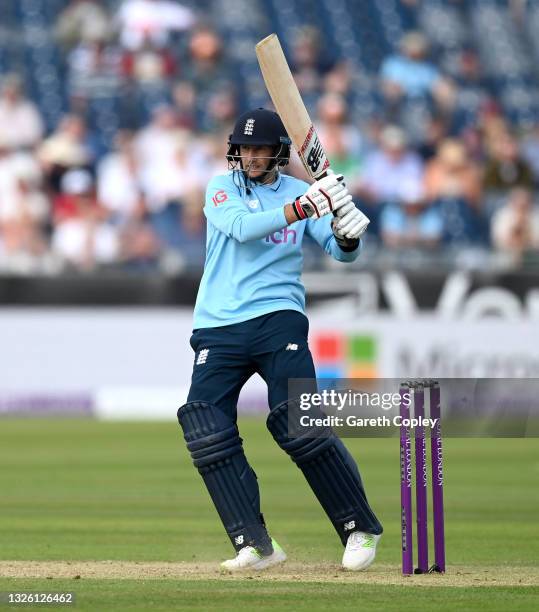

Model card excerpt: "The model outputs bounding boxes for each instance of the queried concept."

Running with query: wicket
[399,380,445,575]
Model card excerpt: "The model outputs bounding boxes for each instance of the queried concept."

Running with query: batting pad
[267,399,382,544]
[178,401,273,555]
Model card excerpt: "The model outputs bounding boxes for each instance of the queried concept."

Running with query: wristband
[292,197,307,221]
[336,236,360,252]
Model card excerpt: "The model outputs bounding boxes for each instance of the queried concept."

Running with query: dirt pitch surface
[1,561,537,588]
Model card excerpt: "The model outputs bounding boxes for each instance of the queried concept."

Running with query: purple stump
[429,382,446,573]
[400,383,413,575]
[413,383,429,573]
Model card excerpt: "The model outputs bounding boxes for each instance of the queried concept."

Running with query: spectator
[380,180,443,249]
[98,131,144,221]
[483,131,534,191]
[115,0,196,51]
[173,203,206,270]
[424,139,482,208]
[203,87,237,134]
[0,74,44,152]
[67,33,124,103]
[171,80,197,130]
[118,220,160,270]
[478,103,512,164]
[380,32,444,101]
[182,26,235,128]
[417,116,449,161]
[134,105,182,176]
[423,139,485,245]
[54,0,112,51]
[98,131,159,268]
[139,130,206,232]
[122,38,176,87]
[200,130,232,178]
[520,123,539,183]
[316,92,363,185]
[491,188,539,257]
[38,115,96,193]
[135,108,206,246]
[52,169,119,270]
[451,48,491,131]
[359,125,424,204]
[0,137,49,264]
[323,62,353,98]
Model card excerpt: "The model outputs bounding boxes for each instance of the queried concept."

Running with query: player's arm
[205,178,289,243]
[205,174,350,243]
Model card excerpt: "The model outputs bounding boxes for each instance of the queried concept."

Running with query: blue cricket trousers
[187,309,315,417]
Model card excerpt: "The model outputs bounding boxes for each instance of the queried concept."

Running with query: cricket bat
[255,33,330,181]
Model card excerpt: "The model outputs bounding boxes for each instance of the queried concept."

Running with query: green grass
[0,580,537,612]
[0,419,538,610]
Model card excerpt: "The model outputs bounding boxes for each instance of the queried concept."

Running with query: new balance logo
[307,136,324,173]
[300,126,329,176]
[234,535,244,545]
[344,521,356,532]
[196,349,209,365]
[286,343,298,351]
[244,119,255,135]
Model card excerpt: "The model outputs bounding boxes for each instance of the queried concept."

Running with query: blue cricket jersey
[193,171,361,329]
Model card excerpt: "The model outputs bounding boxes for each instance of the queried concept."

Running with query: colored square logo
[348,335,376,362]
[314,333,344,362]
[312,332,378,378]
[316,366,344,379]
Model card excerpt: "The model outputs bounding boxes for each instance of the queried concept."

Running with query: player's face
[239,145,274,179]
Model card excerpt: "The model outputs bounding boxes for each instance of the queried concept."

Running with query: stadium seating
[1,0,537,132]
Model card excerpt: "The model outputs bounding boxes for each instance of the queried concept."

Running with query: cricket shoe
[342,531,381,571]
[220,538,286,572]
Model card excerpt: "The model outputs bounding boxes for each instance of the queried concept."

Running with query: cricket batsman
[177,108,383,571]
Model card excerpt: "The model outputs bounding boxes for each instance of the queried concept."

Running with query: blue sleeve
[305,215,361,263]
[204,175,288,243]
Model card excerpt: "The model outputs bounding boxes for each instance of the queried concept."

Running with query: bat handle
[317,168,344,185]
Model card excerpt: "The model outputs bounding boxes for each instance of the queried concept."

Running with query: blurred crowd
[1,0,539,274]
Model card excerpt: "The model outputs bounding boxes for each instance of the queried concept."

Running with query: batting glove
[331,218,359,251]
[291,174,352,220]
[334,204,370,240]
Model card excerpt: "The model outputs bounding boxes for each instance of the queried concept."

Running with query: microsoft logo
[312,333,378,378]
